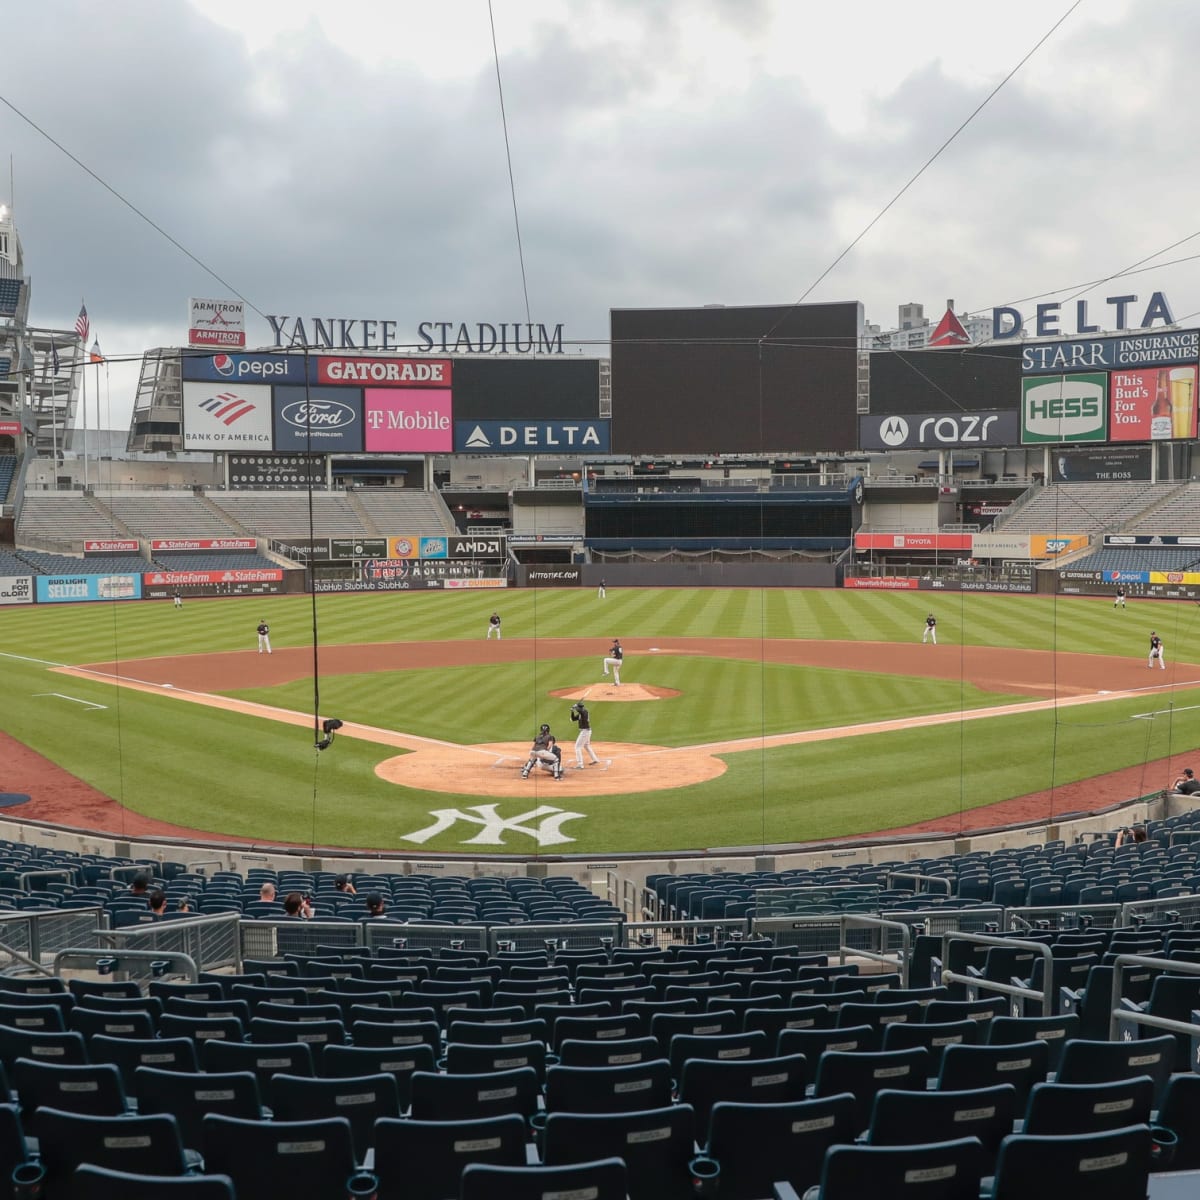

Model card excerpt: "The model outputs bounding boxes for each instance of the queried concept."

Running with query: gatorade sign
[1020,373,1108,444]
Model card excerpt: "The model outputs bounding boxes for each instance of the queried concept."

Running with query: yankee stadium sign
[266,316,565,355]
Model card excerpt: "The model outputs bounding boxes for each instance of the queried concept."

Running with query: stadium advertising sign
[450,535,506,559]
[150,539,257,551]
[1052,446,1150,482]
[420,537,447,559]
[1106,535,1200,546]
[0,576,32,605]
[229,454,325,489]
[364,390,452,452]
[854,533,973,551]
[526,567,581,587]
[182,383,273,449]
[387,537,419,560]
[454,420,611,453]
[858,410,1017,450]
[145,569,283,585]
[1019,327,1198,374]
[844,578,919,590]
[182,351,307,385]
[1020,373,1107,444]
[188,298,246,349]
[995,292,1174,341]
[36,575,142,603]
[83,540,139,553]
[1108,364,1198,442]
[273,387,364,452]
[315,357,451,387]
[1030,534,1088,558]
[266,315,564,355]
[330,538,388,560]
[0,420,21,436]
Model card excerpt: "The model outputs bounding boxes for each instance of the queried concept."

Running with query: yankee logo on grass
[402,805,585,847]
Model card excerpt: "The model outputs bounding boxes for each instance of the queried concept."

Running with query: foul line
[33,693,107,711]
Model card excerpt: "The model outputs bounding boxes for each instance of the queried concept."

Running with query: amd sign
[449,535,507,559]
[859,410,1018,450]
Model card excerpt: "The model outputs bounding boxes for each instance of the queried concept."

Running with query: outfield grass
[3,587,1200,854]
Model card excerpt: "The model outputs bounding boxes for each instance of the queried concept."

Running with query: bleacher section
[1071,547,1200,574]
[1123,481,1200,534]
[103,494,245,539]
[0,822,1197,1194]
[0,549,27,575]
[14,550,148,576]
[209,492,371,537]
[994,482,1176,534]
[154,552,284,572]
[0,454,16,502]
[15,494,125,545]
[0,277,22,315]
[352,487,459,535]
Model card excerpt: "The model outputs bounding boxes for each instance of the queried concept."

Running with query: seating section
[206,493,370,537]
[994,481,1175,535]
[1073,546,1200,574]
[0,827,1194,1193]
[102,495,245,539]
[352,488,459,535]
[16,495,127,545]
[154,553,282,572]
[0,454,16,503]
[11,550,149,576]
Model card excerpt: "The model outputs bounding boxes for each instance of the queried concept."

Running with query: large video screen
[451,358,600,421]
[610,303,861,454]
[868,346,1022,415]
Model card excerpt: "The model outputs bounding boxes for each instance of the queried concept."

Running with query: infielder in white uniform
[487,612,502,640]
[602,638,623,685]
[598,578,606,599]
[1149,632,1165,669]
[257,620,272,654]
[570,699,601,768]
[923,614,937,644]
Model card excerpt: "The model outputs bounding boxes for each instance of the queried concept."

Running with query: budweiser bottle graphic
[1151,369,1171,439]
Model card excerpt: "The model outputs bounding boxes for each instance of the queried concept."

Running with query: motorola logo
[878,417,910,447]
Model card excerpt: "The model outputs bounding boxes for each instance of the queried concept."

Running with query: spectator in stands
[259,882,277,903]
[1115,824,1148,847]
[283,891,313,919]
[364,892,387,919]
[177,895,192,914]
[1174,768,1200,795]
[148,889,168,916]
[334,874,357,895]
[129,873,151,898]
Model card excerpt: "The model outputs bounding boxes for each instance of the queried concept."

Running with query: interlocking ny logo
[402,804,585,847]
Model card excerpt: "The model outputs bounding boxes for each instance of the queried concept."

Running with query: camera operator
[1115,825,1147,848]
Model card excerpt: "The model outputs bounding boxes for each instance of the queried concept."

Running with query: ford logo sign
[281,400,356,430]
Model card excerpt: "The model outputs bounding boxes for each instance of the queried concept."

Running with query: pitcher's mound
[550,684,680,702]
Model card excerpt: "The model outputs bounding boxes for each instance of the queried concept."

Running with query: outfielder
[1114,587,1126,609]
[257,620,272,654]
[602,638,623,685]
[521,723,563,780]
[923,614,937,644]
[570,699,601,768]
[173,590,182,609]
[598,578,606,599]
[1149,631,1165,669]
[487,611,502,640]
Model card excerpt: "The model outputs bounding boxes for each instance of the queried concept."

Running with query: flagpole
[50,344,58,477]
[81,341,88,490]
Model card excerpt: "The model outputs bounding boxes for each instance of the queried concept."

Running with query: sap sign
[859,410,1017,450]
[181,352,308,385]
[455,420,610,454]
[1021,373,1108,444]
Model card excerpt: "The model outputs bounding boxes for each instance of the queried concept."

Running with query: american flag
[75,303,89,342]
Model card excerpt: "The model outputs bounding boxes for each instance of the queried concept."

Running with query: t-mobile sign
[364,389,453,451]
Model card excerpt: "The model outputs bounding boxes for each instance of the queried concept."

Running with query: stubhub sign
[181,352,308,385]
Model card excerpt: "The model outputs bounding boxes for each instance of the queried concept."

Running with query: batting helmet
[540,723,551,734]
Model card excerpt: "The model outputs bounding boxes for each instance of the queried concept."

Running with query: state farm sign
[316,357,451,387]
[84,540,140,553]
[150,539,257,551]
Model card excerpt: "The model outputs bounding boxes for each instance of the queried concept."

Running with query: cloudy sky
[2,0,1198,427]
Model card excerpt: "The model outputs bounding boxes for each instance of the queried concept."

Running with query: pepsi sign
[272,386,363,452]
[181,351,308,385]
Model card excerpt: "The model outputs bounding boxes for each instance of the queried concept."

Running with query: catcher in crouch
[521,723,564,780]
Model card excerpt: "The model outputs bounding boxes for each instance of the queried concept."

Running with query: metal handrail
[938,931,1053,1013]
[54,948,198,982]
[884,872,951,897]
[840,915,914,986]
[1108,954,1200,1042]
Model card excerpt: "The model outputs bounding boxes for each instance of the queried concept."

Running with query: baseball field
[3,586,1200,856]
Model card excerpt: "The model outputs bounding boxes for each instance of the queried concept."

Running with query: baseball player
[1149,631,1165,669]
[520,723,563,780]
[487,611,502,640]
[598,578,607,599]
[1114,587,1126,609]
[257,619,272,654]
[173,590,182,609]
[570,699,601,768]
[923,614,937,644]
[602,638,623,685]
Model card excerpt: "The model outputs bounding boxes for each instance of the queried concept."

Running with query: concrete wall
[577,562,839,587]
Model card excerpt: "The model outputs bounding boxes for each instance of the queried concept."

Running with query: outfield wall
[522,563,839,588]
